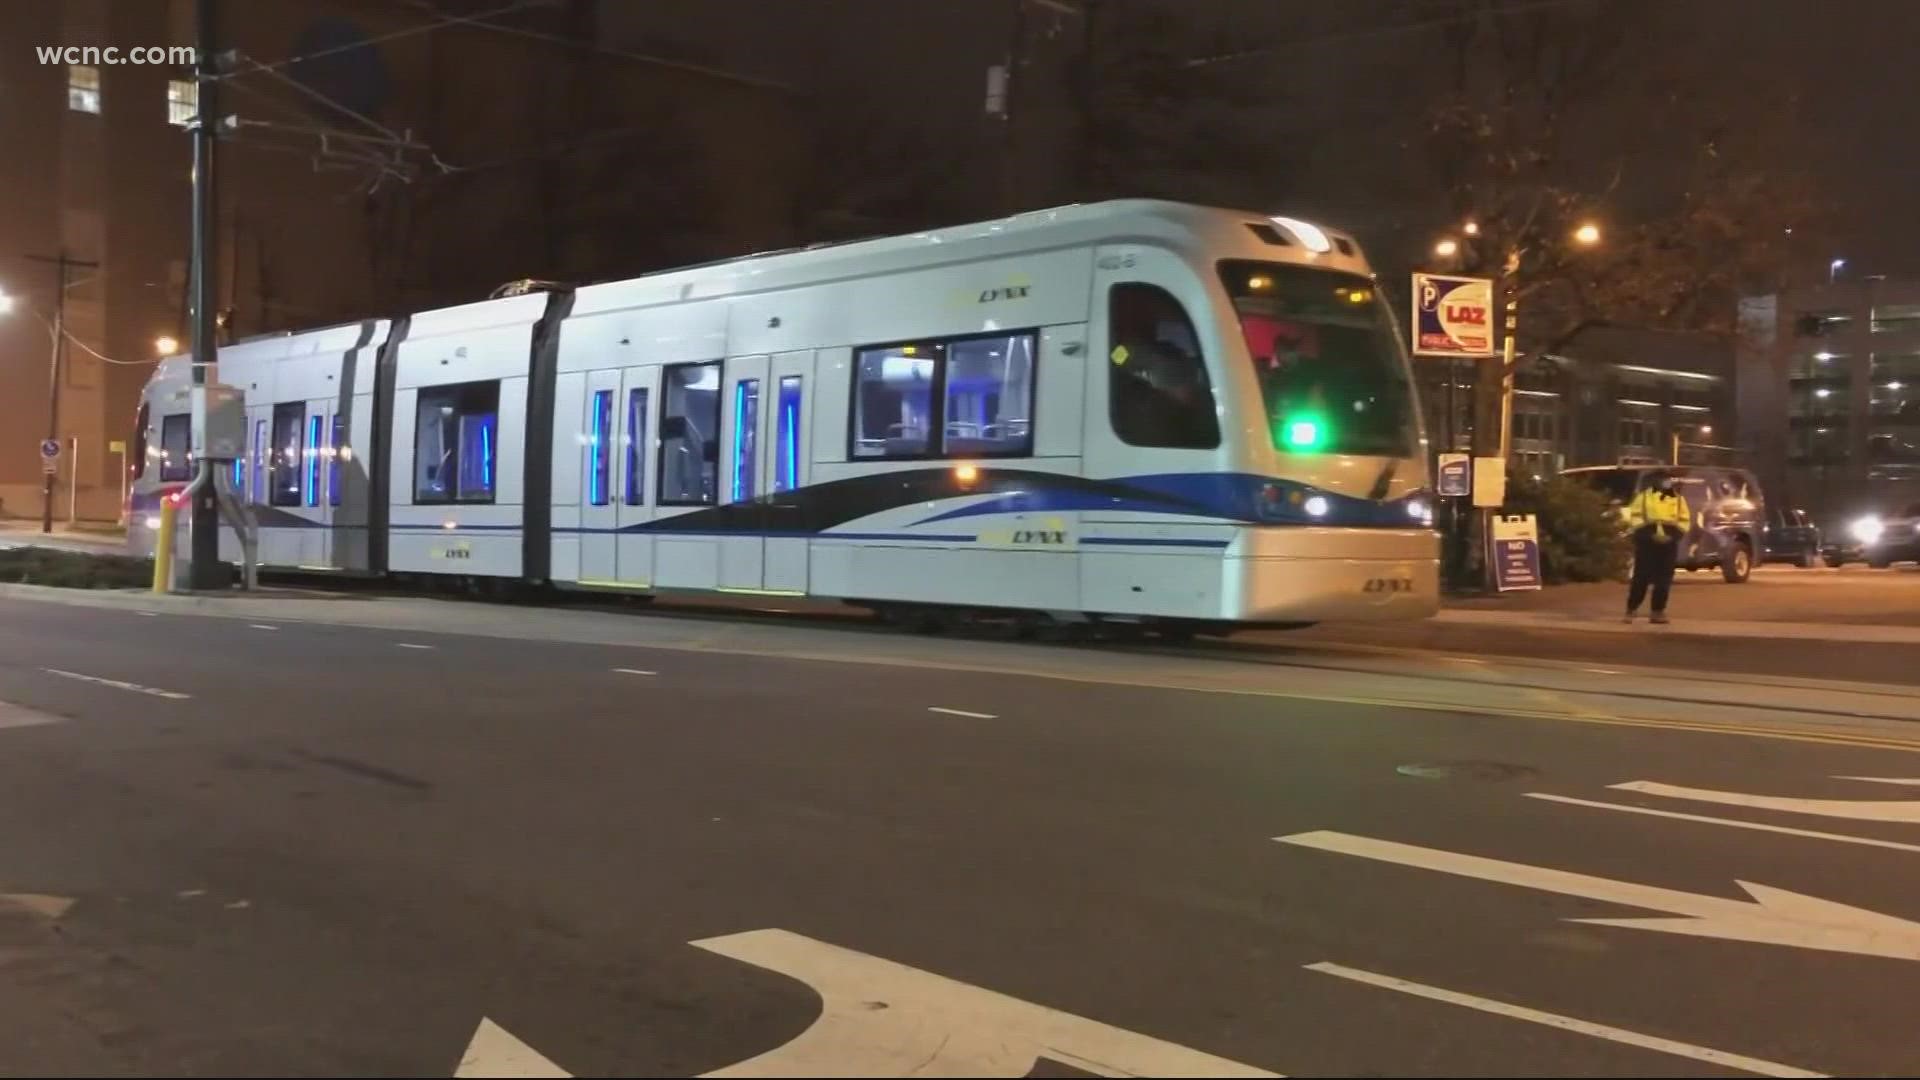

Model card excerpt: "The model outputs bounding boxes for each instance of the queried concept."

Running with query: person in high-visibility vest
[1624,470,1692,624]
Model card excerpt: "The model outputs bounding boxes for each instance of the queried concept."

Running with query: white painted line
[612,668,656,676]
[1614,780,1920,824]
[1304,962,1824,1078]
[456,1017,570,1078]
[41,668,190,701]
[248,624,279,631]
[928,706,997,719]
[691,928,1281,1077]
[134,611,159,617]
[1274,830,1920,961]
[395,642,434,650]
[1582,667,1623,675]
[1836,776,1920,787]
[1526,792,1920,855]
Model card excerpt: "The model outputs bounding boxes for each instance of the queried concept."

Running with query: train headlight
[1303,495,1330,518]
[1407,498,1433,525]
[1851,515,1885,544]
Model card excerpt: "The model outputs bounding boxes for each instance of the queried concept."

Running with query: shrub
[1501,471,1630,583]
[0,548,153,589]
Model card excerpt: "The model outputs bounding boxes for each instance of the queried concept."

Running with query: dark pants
[1627,529,1679,614]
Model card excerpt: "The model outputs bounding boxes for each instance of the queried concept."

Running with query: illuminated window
[624,388,649,506]
[329,414,346,507]
[304,415,322,507]
[731,379,760,502]
[587,389,612,506]
[658,362,720,506]
[159,414,191,482]
[166,79,196,126]
[851,332,1039,459]
[269,403,304,506]
[413,381,499,504]
[773,376,802,493]
[68,64,100,113]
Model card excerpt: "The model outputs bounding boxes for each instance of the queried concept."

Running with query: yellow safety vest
[1626,488,1691,533]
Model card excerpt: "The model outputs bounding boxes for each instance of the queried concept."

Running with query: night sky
[603,0,1920,281]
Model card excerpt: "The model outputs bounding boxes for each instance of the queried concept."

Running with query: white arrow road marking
[455,1018,570,1078]
[41,668,190,700]
[1305,962,1824,1078]
[1835,776,1920,787]
[1527,793,1920,855]
[1275,830,1920,961]
[691,928,1281,1078]
[1614,780,1920,824]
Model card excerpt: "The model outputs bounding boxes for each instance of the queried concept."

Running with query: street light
[1572,222,1602,247]
[154,334,179,355]
[1829,257,1846,283]
[1433,237,1459,258]
[1462,221,1480,237]
[0,288,13,316]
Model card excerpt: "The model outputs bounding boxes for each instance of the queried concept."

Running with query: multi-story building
[0,0,800,521]
[1415,326,1735,480]
[1738,279,1920,523]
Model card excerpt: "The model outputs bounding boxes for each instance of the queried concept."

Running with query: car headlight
[1851,515,1885,544]
[1407,498,1433,525]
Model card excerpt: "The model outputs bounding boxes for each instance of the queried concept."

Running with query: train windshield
[1219,261,1415,457]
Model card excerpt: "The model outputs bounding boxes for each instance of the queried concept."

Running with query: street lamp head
[1462,220,1480,237]
[1572,222,1602,247]
[0,290,13,316]
[1698,425,1713,437]
[1433,237,1459,258]
[154,335,179,356]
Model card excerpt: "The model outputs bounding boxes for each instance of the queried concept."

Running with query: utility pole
[187,0,225,589]
[24,251,100,535]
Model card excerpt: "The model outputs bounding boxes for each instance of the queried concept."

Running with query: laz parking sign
[1411,273,1497,358]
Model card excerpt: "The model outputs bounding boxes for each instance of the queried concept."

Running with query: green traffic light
[1281,414,1328,451]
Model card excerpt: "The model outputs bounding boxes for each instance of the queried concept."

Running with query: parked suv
[1762,507,1824,568]
[1857,502,1920,568]
[1561,464,1764,583]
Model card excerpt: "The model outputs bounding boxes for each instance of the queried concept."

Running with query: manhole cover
[1396,761,1537,782]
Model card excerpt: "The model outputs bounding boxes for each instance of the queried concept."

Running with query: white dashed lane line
[248,624,279,631]
[613,668,657,676]
[395,643,435,651]
[927,706,997,720]
[40,668,191,701]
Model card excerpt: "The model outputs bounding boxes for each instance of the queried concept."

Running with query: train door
[579,368,621,582]
[761,350,812,595]
[718,355,769,591]
[614,364,659,588]
[301,398,332,567]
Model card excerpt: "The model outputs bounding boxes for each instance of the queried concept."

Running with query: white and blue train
[129,200,1438,633]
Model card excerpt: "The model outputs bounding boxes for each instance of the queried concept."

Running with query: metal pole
[68,437,77,524]
[42,297,62,534]
[117,447,127,526]
[187,0,224,589]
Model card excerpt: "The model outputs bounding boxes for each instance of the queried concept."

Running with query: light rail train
[129,200,1438,635]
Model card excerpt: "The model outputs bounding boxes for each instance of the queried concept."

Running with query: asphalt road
[1,596,1919,1076]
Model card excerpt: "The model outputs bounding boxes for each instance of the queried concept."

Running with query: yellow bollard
[150,496,178,594]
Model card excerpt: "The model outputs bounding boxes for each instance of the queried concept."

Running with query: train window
[414,381,499,504]
[1108,284,1221,450]
[269,403,304,506]
[732,379,761,502]
[851,332,1038,460]
[329,415,346,507]
[304,415,322,507]
[624,388,649,506]
[588,389,613,506]
[774,376,802,493]
[659,362,721,505]
[944,334,1035,457]
[1220,261,1415,457]
[159,414,192,482]
[252,419,266,504]
[852,345,937,458]
[131,403,150,480]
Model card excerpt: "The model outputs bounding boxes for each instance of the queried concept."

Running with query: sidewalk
[1434,607,1920,645]
[0,522,125,552]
